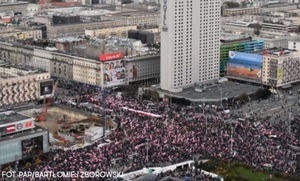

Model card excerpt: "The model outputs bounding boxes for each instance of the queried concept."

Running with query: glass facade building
[220,40,264,75]
[0,128,49,165]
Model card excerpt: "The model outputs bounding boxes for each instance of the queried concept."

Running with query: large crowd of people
[13,82,300,180]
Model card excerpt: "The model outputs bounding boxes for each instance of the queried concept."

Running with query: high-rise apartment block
[160,0,221,92]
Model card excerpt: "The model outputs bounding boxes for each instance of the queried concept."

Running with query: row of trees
[223,1,248,9]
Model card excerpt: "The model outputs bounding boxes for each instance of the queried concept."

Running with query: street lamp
[220,87,223,108]
[289,107,293,133]
[230,126,233,155]
[146,139,149,166]
[102,89,107,137]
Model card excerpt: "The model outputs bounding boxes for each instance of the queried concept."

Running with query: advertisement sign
[25,121,33,129]
[277,68,283,80]
[40,80,54,97]
[6,125,15,133]
[104,60,126,87]
[162,0,167,26]
[99,52,124,62]
[227,51,262,81]
[132,64,137,79]
[162,0,168,31]
[21,136,43,159]
[15,121,34,132]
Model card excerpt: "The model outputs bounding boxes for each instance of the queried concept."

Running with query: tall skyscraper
[160,0,221,92]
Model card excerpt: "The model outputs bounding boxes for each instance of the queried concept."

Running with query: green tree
[291,13,299,17]
[238,92,248,102]
[224,1,240,8]
[241,1,247,8]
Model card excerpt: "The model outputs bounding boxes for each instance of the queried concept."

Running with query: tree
[250,24,262,35]
[254,89,271,99]
[291,13,299,17]
[241,1,247,8]
[238,92,248,103]
[224,2,240,9]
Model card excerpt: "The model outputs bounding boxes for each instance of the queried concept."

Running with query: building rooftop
[0,1,28,6]
[0,62,47,80]
[156,81,260,103]
[51,20,111,27]
[53,36,86,43]
[45,7,119,17]
[0,111,31,125]
[0,125,47,142]
[220,33,252,42]
[263,48,299,57]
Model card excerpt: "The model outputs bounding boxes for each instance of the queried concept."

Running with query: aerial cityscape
[1,0,300,180]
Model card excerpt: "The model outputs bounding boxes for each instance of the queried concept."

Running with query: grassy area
[196,160,300,181]
[233,166,283,181]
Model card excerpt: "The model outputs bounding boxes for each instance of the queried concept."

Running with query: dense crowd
[156,167,219,181]
[13,83,300,180]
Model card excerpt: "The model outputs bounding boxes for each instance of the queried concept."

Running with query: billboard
[132,64,137,79]
[5,125,15,134]
[104,60,126,87]
[21,136,43,159]
[227,51,263,81]
[99,52,124,62]
[40,80,54,97]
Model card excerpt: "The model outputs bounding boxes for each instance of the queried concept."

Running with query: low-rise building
[0,37,161,88]
[220,34,264,75]
[0,42,33,65]
[85,26,137,38]
[47,20,123,39]
[221,24,255,34]
[261,4,298,13]
[223,7,261,16]
[72,56,101,86]
[261,20,298,33]
[0,1,28,13]
[254,35,300,49]
[0,27,42,40]
[125,54,160,85]
[288,39,300,50]
[0,62,51,106]
[32,49,52,72]
[262,50,300,87]
[0,111,49,165]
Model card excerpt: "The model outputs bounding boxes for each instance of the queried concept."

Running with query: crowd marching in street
[12,83,300,180]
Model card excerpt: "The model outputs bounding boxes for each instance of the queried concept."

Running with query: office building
[254,35,300,49]
[125,54,160,85]
[288,40,300,50]
[0,36,160,88]
[52,15,80,25]
[128,30,155,44]
[262,50,300,88]
[0,62,51,106]
[261,20,298,33]
[0,111,49,165]
[160,0,221,93]
[85,26,137,38]
[222,7,261,16]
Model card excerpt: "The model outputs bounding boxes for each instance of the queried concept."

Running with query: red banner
[99,52,124,62]
[25,121,33,128]
[6,125,15,133]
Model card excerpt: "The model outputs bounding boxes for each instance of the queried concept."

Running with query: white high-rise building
[160,0,221,92]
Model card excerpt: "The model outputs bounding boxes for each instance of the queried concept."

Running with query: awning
[282,84,292,89]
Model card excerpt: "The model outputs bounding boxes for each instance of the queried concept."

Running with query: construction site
[26,104,117,147]
[19,80,117,148]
